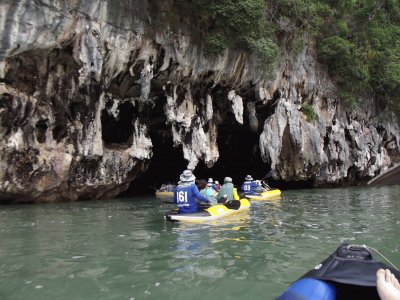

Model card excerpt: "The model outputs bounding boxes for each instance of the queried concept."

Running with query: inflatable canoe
[165,199,250,223]
[245,189,281,200]
[277,243,400,300]
[155,191,174,197]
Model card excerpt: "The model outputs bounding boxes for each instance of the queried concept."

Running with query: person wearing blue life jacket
[240,175,262,195]
[174,170,210,213]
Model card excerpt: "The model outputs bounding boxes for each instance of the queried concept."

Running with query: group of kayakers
[196,177,239,205]
[171,170,271,214]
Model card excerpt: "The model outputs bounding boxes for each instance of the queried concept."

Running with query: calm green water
[1,186,400,300]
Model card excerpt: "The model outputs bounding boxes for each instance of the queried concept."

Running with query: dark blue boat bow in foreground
[277,243,400,300]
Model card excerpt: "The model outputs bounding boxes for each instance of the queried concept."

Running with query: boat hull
[276,243,400,300]
[155,191,174,197]
[165,199,250,223]
[245,189,281,200]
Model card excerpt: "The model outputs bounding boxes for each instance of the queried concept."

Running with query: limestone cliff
[0,0,399,202]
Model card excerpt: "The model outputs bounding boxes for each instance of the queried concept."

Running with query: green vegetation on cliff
[181,0,400,109]
[316,0,400,109]
[301,103,318,121]
[179,0,281,68]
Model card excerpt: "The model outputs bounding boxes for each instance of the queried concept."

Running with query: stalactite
[0,0,399,202]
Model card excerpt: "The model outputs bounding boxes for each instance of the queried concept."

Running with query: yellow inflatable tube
[245,189,281,200]
[155,191,174,197]
[165,199,250,223]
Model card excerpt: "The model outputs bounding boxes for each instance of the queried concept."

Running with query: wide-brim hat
[245,175,253,181]
[207,178,213,183]
[224,177,232,183]
[180,170,196,182]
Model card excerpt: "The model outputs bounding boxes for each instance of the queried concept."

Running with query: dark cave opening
[124,120,313,196]
[121,104,314,197]
[101,101,136,147]
[123,132,188,195]
[195,124,268,185]
[124,112,275,196]
[122,97,314,196]
[124,125,269,195]
[122,96,188,195]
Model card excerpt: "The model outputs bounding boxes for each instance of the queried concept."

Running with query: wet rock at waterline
[0,0,399,202]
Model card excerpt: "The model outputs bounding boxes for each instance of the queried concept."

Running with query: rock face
[259,49,400,185]
[0,0,399,202]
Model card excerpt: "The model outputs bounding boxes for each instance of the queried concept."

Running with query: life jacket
[241,180,260,194]
[218,183,234,201]
[174,183,208,213]
[205,187,217,205]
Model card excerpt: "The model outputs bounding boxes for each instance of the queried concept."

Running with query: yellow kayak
[165,199,250,223]
[155,191,174,197]
[245,189,281,200]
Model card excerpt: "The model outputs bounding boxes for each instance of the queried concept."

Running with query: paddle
[224,200,241,210]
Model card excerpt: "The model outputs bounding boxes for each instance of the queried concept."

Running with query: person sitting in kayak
[213,180,221,191]
[201,182,218,205]
[174,170,210,213]
[254,180,267,193]
[204,178,218,193]
[199,180,212,201]
[208,178,213,185]
[261,180,271,191]
[217,177,240,203]
[240,175,262,195]
[159,184,168,192]
[165,182,174,192]
[197,179,207,191]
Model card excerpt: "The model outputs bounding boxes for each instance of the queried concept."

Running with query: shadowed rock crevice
[101,101,136,148]
[35,120,48,143]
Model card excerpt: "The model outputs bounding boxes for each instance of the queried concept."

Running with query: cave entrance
[123,96,187,195]
[124,117,269,196]
[194,124,268,185]
[125,131,187,195]
[122,98,313,197]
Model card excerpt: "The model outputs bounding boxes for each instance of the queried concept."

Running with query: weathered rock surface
[0,0,399,202]
[259,49,400,185]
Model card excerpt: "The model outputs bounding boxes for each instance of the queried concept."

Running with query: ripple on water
[1,188,400,299]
